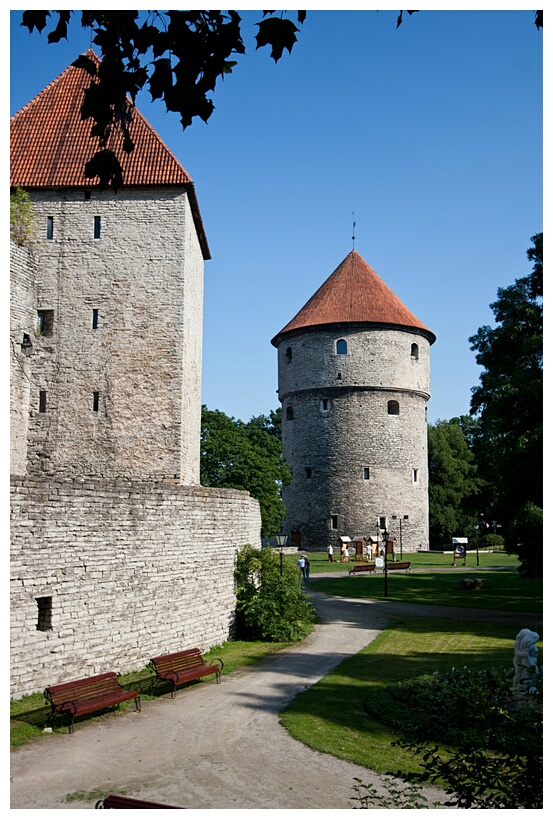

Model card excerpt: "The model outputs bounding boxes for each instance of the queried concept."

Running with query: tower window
[285,347,292,362]
[411,343,419,360]
[363,467,370,480]
[36,596,53,631]
[388,400,400,415]
[39,391,47,413]
[93,391,100,412]
[21,333,33,355]
[37,310,54,337]
[46,216,54,240]
[336,339,348,355]
[413,468,419,483]
[286,406,294,421]
[94,216,101,239]
[320,398,330,412]
[84,190,91,200]
[92,309,99,329]
[305,467,313,479]
[330,515,338,530]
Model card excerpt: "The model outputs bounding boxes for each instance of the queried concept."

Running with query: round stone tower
[271,250,436,552]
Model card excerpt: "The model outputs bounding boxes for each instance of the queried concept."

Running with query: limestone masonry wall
[10,477,261,698]
[22,188,204,484]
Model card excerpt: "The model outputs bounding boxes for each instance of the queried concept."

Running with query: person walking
[298,554,306,580]
[327,543,334,563]
[304,555,310,582]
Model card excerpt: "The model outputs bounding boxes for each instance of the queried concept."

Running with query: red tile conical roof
[271,250,435,345]
[10,49,210,259]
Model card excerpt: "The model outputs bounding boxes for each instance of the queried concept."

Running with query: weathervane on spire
[352,212,356,250]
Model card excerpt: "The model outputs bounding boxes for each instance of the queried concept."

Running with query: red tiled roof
[271,250,435,345]
[10,49,210,259]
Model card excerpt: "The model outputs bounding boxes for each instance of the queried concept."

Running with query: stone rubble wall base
[10,476,261,699]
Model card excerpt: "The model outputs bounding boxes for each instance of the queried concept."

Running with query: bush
[363,665,542,809]
[10,186,38,247]
[234,545,316,642]
[483,533,505,549]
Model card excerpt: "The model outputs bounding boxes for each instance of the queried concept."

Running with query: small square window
[330,515,338,530]
[305,468,313,479]
[363,467,370,480]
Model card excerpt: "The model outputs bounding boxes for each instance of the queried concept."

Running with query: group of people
[326,543,352,562]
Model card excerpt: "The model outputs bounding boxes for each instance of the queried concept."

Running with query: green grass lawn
[280,616,543,777]
[309,569,542,612]
[283,549,520,574]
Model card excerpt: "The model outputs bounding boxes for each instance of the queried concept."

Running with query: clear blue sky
[10,8,543,425]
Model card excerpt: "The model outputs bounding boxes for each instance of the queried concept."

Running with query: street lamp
[474,514,489,567]
[392,514,409,559]
[275,533,287,576]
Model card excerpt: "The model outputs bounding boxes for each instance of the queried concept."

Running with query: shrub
[10,186,38,247]
[234,545,316,642]
[363,665,542,809]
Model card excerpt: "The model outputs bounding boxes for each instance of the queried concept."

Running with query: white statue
[512,628,539,692]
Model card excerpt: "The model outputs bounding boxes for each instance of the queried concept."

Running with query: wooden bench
[95,794,181,809]
[387,561,411,571]
[349,563,376,575]
[149,648,223,698]
[45,672,141,734]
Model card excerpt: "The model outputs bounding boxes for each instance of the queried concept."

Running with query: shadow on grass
[309,570,542,612]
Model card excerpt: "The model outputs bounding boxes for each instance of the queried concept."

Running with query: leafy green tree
[200,406,291,537]
[234,544,315,641]
[427,418,483,547]
[469,234,543,576]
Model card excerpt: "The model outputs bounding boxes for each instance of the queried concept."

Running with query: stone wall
[10,477,261,698]
[10,242,36,474]
[21,188,204,484]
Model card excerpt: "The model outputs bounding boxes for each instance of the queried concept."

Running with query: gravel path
[10,584,540,810]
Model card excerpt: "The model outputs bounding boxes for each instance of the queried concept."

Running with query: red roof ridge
[271,249,435,345]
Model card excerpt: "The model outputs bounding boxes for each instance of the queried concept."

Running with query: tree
[10,186,38,247]
[200,406,291,537]
[234,544,315,642]
[469,233,543,577]
[20,10,306,189]
[427,418,483,547]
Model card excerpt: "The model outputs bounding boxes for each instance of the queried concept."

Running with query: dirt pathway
[10,589,539,809]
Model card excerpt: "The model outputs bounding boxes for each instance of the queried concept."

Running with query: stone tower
[10,49,210,484]
[271,250,436,552]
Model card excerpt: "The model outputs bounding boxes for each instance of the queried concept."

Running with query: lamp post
[474,514,488,567]
[382,525,389,597]
[275,533,287,576]
[392,514,409,559]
